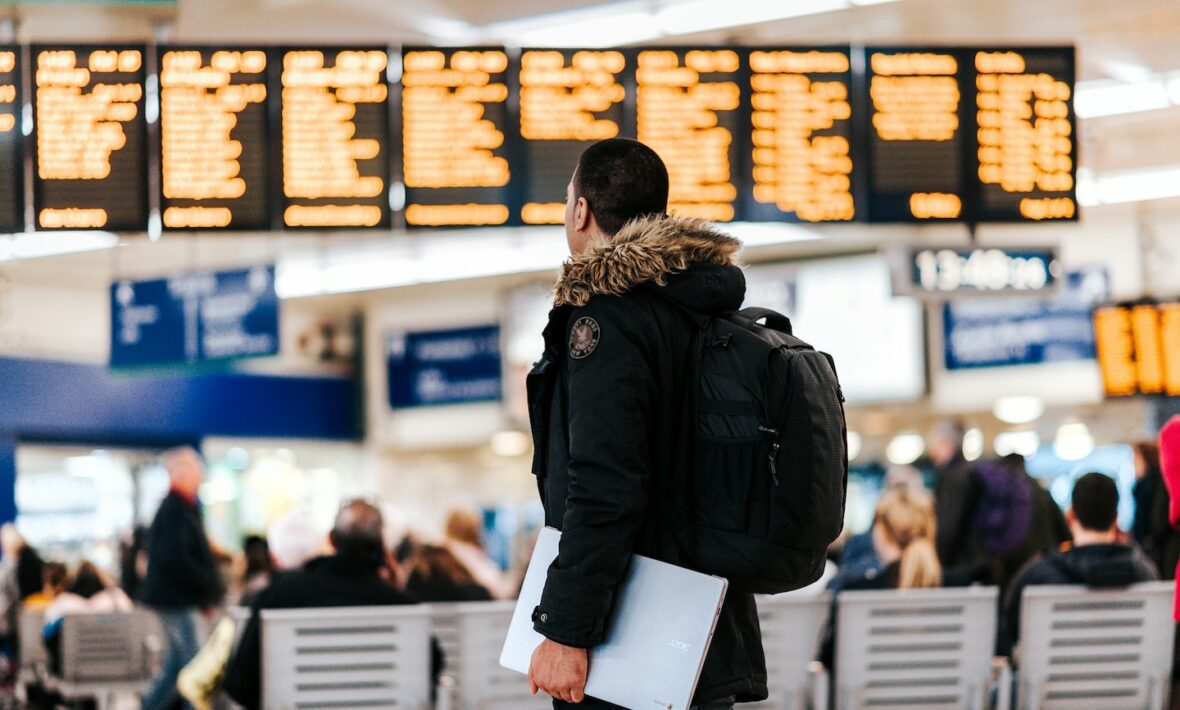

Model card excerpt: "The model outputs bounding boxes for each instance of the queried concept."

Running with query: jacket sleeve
[533,298,657,648]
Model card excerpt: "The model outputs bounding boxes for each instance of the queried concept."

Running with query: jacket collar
[553,215,741,308]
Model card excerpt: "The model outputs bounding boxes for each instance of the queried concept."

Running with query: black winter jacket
[1001,543,1158,656]
[139,491,224,609]
[527,215,767,704]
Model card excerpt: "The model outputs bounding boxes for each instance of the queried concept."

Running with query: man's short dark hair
[1071,472,1119,532]
[331,500,385,568]
[574,138,669,236]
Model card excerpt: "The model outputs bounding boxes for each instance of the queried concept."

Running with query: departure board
[158,47,271,231]
[517,49,626,225]
[744,48,856,223]
[970,48,1076,222]
[864,48,967,222]
[635,48,741,222]
[0,47,22,233]
[402,48,512,228]
[1094,303,1180,397]
[33,45,148,231]
[279,47,390,230]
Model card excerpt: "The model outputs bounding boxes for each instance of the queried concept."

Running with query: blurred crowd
[0,424,1174,707]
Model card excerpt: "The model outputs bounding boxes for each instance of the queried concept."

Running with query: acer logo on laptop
[666,639,692,652]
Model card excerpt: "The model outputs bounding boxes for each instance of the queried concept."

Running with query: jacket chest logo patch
[569,317,600,359]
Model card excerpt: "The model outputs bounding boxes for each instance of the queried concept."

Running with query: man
[222,500,429,709]
[526,138,765,708]
[928,420,982,582]
[1001,472,1157,656]
[140,447,224,710]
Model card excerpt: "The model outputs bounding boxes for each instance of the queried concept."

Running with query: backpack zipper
[758,426,781,486]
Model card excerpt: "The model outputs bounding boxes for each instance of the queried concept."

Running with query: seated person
[42,561,134,674]
[821,489,942,666]
[405,544,494,602]
[23,562,68,610]
[1002,471,1158,657]
[222,500,439,710]
[829,465,928,591]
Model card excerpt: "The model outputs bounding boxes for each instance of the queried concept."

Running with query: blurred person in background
[223,500,439,710]
[23,562,68,611]
[929,420,982,579]
[1132,441,1179,580]
[443,508,507,599]
[821,488,942,668]
[0,524,44,655]
[971,455,1070,590]
[842,488,942,592]
[829,464,926,591]
[42,561,134,675]
[1002,472,1156,657]
[405,544,495,602]
[140,447,225,710]
[119,526,149,600]
[238,535,273,600]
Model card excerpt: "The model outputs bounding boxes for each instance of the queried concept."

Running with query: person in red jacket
[1159,415,1180,618]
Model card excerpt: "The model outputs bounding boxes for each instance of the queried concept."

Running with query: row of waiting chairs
[15,582,1176,710]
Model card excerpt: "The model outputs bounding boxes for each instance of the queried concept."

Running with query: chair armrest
[808,661,829,710]
[992,657,1012,710]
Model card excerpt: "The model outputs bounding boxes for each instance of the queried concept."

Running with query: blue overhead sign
[110,265,279,368]
[387,325,502,409]
[943,267,1108,370]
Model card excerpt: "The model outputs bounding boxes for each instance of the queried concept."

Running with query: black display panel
[158,47,272,231]
[278,47,391,230]
[968,47,1077,222]
[741,47,857,223]
[32,45,149,231]
[633,48,742,223]
[401,47,513,228]
[861,47,969,222]
[517,49,627,225]
[0,47,23,233]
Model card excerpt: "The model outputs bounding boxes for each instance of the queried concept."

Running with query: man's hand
[528,638,588,703]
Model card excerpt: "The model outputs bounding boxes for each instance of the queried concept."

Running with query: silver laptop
[501,527,728,710]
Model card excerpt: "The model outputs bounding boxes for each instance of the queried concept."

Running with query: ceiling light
[1168,76,1180,105]
[656,0,850,36]
[846,431,862,461]
[962,427,985,462]
[995,430,1040,458]
[0,231,120,261]
[490,430,532,458]
[1098,60,1154,84]
[885,432,924,466]
[485,3,661,47]
[993,395,1044,425]
[1053,422,1094,462]
[1074,79,1170,119]
[1091,165,1180,205]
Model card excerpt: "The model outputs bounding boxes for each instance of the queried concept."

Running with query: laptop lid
[501,527,728,710]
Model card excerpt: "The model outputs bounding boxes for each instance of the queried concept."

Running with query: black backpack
[686,307,848,594]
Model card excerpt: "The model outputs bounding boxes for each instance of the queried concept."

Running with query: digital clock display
[910,247,1058,296]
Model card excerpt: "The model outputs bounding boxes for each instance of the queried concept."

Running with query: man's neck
[1071,528,1119,547]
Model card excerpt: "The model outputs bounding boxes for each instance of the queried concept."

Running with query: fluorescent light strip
[482,0,898,47]
[1074,79,1170,119]
[0,231,120,262]
[656,0,849,36]
[1078,164,1180,206]
[276,222,821,299]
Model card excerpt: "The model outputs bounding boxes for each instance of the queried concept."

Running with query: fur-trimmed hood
[554,215,743,308]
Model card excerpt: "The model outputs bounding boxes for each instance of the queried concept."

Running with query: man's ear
[327,531,337,551]
[1065,508,1076,527]
[574,196,591,232]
